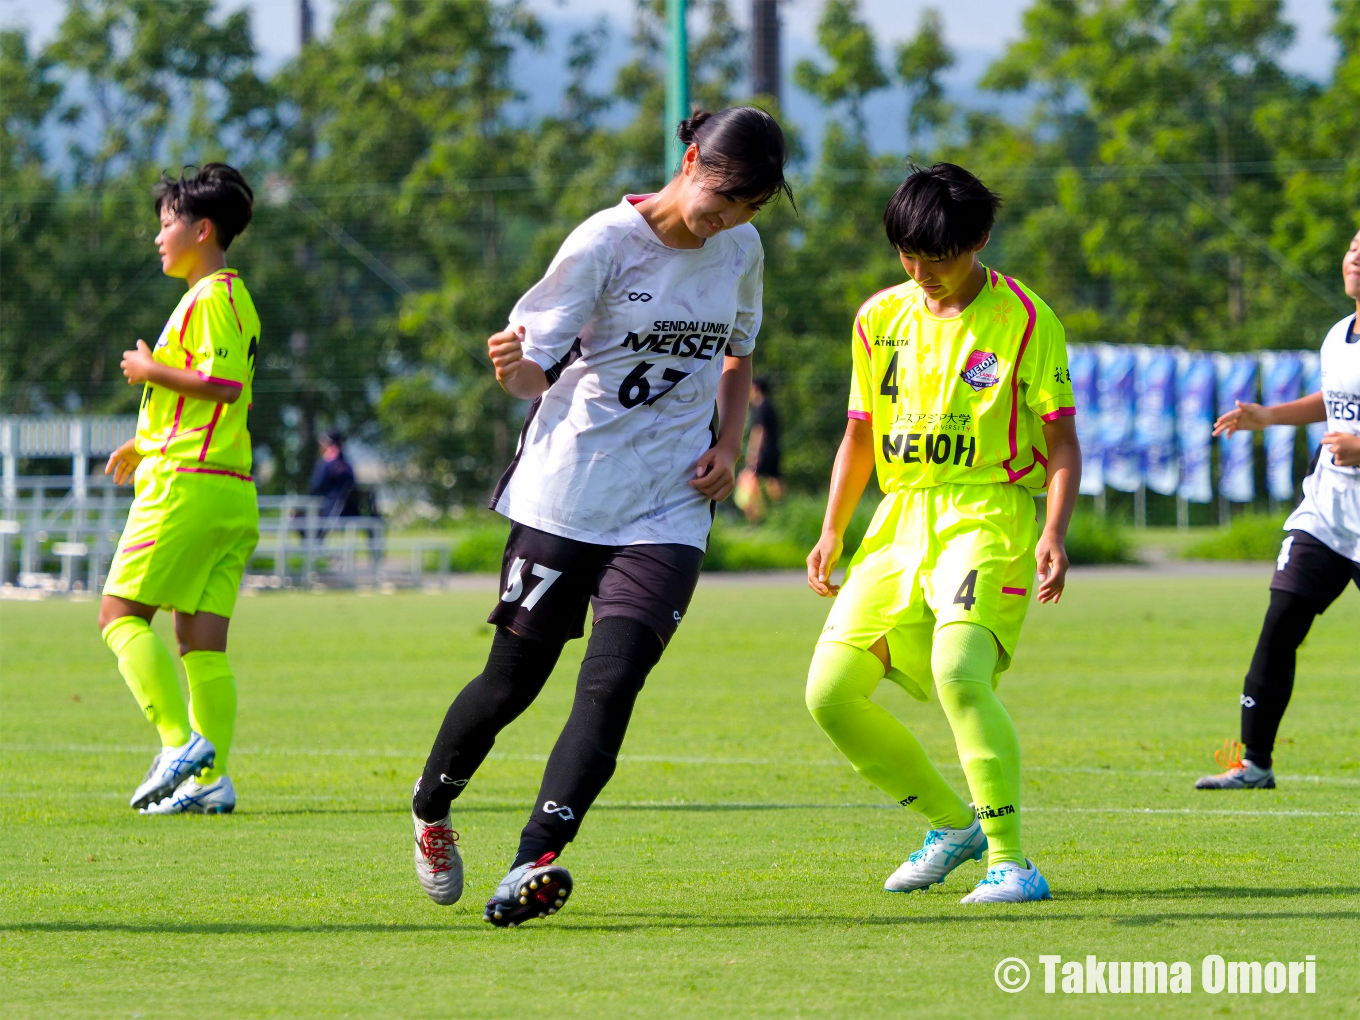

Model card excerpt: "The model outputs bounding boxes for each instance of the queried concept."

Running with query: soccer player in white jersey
[1197,226,1360,789]
[408,107,792,926]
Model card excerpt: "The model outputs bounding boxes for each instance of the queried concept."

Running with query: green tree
[792,0,889,140]
[895,9,954,150]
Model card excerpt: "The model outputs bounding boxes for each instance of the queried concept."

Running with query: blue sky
[1,0,1343,161]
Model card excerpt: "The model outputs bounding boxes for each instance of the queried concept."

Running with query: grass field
[2,570,1358,1018]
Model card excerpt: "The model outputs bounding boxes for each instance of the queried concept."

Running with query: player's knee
[805,642,876,718]
[930,622,998,687]
[1260,590,1319,650]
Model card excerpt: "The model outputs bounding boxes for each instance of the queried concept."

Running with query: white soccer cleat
[483,852,572,928]
[884,813,988,892]
[959,858,1051,904]
[140,775,235,815]
[1195,739,1275,789]
[412,790,464,906]
[130,733,216,809]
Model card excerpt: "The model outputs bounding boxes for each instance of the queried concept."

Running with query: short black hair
[154,163,255,250]
[677,106,794,208]
[882,163,1000,259]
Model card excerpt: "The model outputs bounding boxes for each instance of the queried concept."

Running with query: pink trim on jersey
[1032,446,1048,469]
[220,272,243,331]
[175,465,253,481]
[625,194,656,206]
[848,410,871,421]
[181,294,201,335]
[855,320,872,357]
[160,396,186,454]
[1001,587,1027,596]
[1041,406,1075,423]
[121,539,157,554]
[989,268,1000,288]
[1001,276,1039,484]
[196,369,243,389]
[198,404,224,461]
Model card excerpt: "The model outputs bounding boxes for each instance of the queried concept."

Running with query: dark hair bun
[673,106,793,208]
[676,110,713,145]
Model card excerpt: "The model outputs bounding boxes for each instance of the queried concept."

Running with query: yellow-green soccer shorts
[103,456,260,617]
[818,482,1038,701]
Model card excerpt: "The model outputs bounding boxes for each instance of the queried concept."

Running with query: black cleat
[483,852,573,928]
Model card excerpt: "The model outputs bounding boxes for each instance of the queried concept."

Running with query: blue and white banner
[1098,345,1141,493]
[1260,351,1302,502]
[1301,350,1324,454]
[1176,350,1216,503]
[1068,344,1103,495]
[1135,346,1178,495]
[1215,353,1258,503]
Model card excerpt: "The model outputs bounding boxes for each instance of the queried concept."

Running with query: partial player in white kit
[1197,225,1360,789]
[407,107,793,926]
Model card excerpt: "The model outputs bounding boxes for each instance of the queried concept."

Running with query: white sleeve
[726,235,763,357]
[509,225,613,371]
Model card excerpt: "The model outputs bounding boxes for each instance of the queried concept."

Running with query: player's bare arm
[807,417,875,597]
[120,340,241,404]
[1214,392,1325,437]
[489,326,549,401]
[1036,415,1080,604]
[691,353,751,501]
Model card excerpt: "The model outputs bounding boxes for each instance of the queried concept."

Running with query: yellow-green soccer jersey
[848,268,1074,492]
[136,269,260,477]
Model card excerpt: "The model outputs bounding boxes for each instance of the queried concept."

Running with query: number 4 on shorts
[501,558,564,610]
[953,569,978,611]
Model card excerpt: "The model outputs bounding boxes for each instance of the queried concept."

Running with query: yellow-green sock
[806,641,974,830]
[102,616,192,748]
[933,622,1024,866]
[183,650,237,783]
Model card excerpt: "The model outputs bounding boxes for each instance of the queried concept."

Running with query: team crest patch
[961,350,1000,391]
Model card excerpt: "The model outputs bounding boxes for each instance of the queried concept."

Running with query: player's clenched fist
[121,340,156,385]
[488,326,525,382]
[488,326,549,401]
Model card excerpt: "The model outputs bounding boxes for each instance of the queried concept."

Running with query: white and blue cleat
[129,733,216,810]
[483,852,572,928]
[884,814,988,892]
[141,775,235,815]
[959,858,1051,903]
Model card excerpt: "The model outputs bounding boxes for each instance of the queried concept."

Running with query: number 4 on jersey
[501,557,563,611]
[953,569,978,611]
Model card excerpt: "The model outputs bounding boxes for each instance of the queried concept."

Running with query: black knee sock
[512,618,664,867]
[413,628,564,823]
[1241,590,1319,768]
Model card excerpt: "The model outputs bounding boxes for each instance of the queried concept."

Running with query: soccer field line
[0,788,1355,818]
[3,742,1360,787]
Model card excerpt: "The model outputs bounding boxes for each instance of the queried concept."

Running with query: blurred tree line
[2,0,1358,503]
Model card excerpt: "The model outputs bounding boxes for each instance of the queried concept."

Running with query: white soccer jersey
[1286,314,1360,561]
[490,195,764,550]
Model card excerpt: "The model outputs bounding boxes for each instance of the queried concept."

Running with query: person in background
[309,429,360,519]
[736,376,784,522]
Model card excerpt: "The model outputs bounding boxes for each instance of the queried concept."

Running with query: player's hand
[1035,529,1069,604]
[104,439,143,486]
[1213,401,1272,438]
[691,445,737,500]
[488,326,525,387]
[1322,432,1360,467]
[120,340,156,385]
[807,531,844,597]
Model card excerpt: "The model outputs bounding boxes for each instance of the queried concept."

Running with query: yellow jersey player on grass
[97,164,260,816]
[804,163,1080,903]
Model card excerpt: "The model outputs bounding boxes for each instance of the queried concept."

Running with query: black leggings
[1240,589,1321,767]
[413,618,663,866]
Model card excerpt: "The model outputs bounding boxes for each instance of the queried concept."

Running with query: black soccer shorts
[486,522,705,646]
[1269,529,1360,611]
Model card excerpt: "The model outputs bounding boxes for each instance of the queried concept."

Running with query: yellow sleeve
[186,281,249,392]
[847,313,874,422]
[1020,297,1075,423]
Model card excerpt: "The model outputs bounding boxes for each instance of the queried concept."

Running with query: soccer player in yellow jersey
[805,164,1080,903]
[97,164,260,815]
